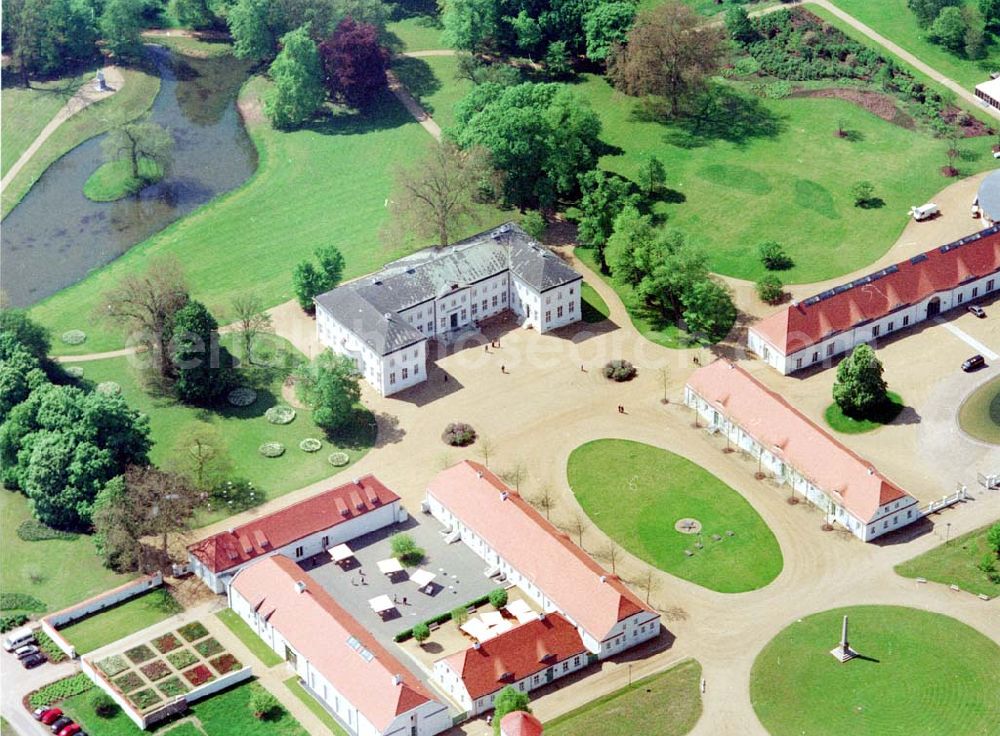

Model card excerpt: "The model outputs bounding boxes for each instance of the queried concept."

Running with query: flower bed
[129,688,162,711]
[194,637,223,658]
[209,653,242,674]
[157,676,189,698]
[328,451,349,466]
[166,649,198,670]
[265,405,296,424]
[227,387,257,407]
[140,660,171,681]
[177,621,209,642]
[96,381,121,396]
[152,632,181,654]
[299,438,322,452]
[442,422,477,447]
[125,644,155,665]
[27,673,93,709]
[182,664,215,687]
[64,365,84,379]
[258,442,285,458]
[113,671,145,694]
[61,330,86,345]
[97,655,129,677]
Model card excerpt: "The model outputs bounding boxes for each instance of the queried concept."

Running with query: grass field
[144,33,235,58]
[580,281,611,323]
[83,157,164,201]
[546,659,702,736]
[751,605,1000,736]
[567,440,783,593]
[958,376,1000,444]
[216,610,283,667]
[392,54,470,131]
[1,66,161,218]
[59,588,182,654]
[576,73,994,284]
[895,523,1000,598]
[0,490,132,618]
[824,391,905,434]
[284,676,349,735]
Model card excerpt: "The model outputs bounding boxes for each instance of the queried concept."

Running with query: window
[957,293,964,304]
[389,372,396,385]
[796,358,803,369]
[427,322,433,332]
[417,324,423,333]
[570,287,574,294]
[402,367,408,380]
[573,656,580,667]
[872,325,880,337]
[482,299,488,311]
[322,535,329,547]
[972,287,979,297]
[440,318,447,329]
[569,302,575,313]
[545,310,551,322]
[414,364,419,375]
[988,279,995,291]
[812,351,819,363]
[502,292,507,303]
[492,296,498,307]
[471,303,478,315]
[557,306,563,318]
[546,296,551,304]
[907,509,913,518]
[903,315,909,326]
[562,662,569,672]
[461,309,467,320]
[826,343,835,356]
[883,520,888,529]
[887,321,894,332]
[295,546,304,558]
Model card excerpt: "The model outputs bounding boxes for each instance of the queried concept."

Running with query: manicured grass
[751,605,1000,736]
[216,610,283,667]
[59,588,182,654]
[284,676,350,735]
[0,489,131,617]
[580,281,611,323]
[1,70,90,177]
[895,524,1000,598]
[567,440,783,593]
[144,33,235,58]
[575,73,994,284]
[825,0,1000,91]
[546,659,702,736]
[392,54,470,131]
[2,66,161,218]
[83,157,164,201]
[30,76,506,355]
[824,391,905,434]
[386,4,446,54]
[958,376,1000,444]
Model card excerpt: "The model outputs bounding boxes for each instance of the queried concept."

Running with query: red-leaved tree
[319,18,389,109]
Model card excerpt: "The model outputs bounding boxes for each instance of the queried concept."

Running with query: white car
[910,203,939,221]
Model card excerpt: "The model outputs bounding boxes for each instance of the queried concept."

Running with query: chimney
[867,467,875,475]
[227,528,235,535]
[477,471,483,479]
[599,575,607,584]
[393,674,403,686]
[353,478,361,486]
[473,642,481,650]
[500,492,509,502]
[294,581,307,594]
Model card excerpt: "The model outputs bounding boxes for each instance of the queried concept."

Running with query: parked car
[15,644,40,659]
[49,716,72,733]
[58,723,82,736]
[962,355,986,372]
[3,626,37,652]
[34,707,60,722]
[22,652,46,669]
[39,708,63,725]
[968,305,986,318]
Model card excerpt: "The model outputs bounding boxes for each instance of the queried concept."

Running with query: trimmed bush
[756,275,784,305]
[328,451,349,466]
[412,623,430,643]
[0,593,46,612]
[758,240,793,271]
[258,442,285,458]
[28,673,93,709]
[265,405,296,424]
[227,387,258,406]
[91,690,118,718]
[394,594,492,642]
[299,438,322,452]
[489,588,509,609]
[208,479,264,513]
[249,686,280,720]
[603,359,637,382]
[64,365,84,379]
[61,330,86,345]
[16,519,79,542]
[442,422,477,447]
[96,381,122,396]
[390,533,425,566]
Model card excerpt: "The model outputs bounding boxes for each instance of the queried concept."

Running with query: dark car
[39,708,63,725]
[962,354,986,372]
[968,305,986,318]
[49,716,72,733]
[22,652,46,669]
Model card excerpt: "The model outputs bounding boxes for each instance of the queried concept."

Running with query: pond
[0,45,257,307]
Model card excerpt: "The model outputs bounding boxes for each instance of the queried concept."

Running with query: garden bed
[166,649,198,670]
[194,637,224,658]
[152,632,181,653]
[177,621,209,642]
[790,88,913,128]
[183,664,216,687]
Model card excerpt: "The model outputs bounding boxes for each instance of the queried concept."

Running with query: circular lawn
[824,392,904,434]
[751,606,1000,736]
[567,439,782,593]
[958,376,1000,445]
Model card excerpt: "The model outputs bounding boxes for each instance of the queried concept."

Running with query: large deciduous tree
[266,24,326,129]
[441,0,502,53]
[583,1,637,62]
[231,292,273,363]
[170,300,237,405]
[492,687,531,736]
[4,0,100,83]
[102,121,174,181]
[0,308,51,362]
[100,0,145,61]
[681,278,736,342]
[833,344,890,418]
[608,0,726,117]
[908,0,961,27]
[294,351,361,433]
[575,169,639,272]
[292,245,346,312]
[320,17,388,109]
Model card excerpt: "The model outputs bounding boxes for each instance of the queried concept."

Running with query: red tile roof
[501,712,544,736]
[686,360,913,523]
[230,555,435,729]
[442,613,585,700]
[188,476,399,574]
[753,228,1000,354]
[427,462,656,641]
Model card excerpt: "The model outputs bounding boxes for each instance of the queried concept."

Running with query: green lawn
[144,33,235,58]
[958,376,1000,444]
[751,605,1000,736]
[825,0,1000,91]
[580,281,611,323]
[576,73,994,284]
[824,391,905,434]
[216,610,283,667]
[895,524,1000,598]
[392,54,470,131]
[58,588,182,654]
[387,17,446,53]
[546,659,702,736]
[1,70,90,177]
[567,440,783,593]
[2,66,161,218]
[284,676,349,735]
[83,157,164,201]
[0,490,132,618]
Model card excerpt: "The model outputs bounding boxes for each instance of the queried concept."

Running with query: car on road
[34,707,60,722]
[15,644,40,659]
[49,715,72,733]
[962,355,986,372]
[968,305,986,318]
[22,652,46,669]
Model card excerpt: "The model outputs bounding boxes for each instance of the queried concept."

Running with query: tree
[451,605,470,626]
[602,540,622,574]
[294,351,361,432]
[500,461,527,492]
[520,210,547,240]
[0,308,50,362]
[266,25,325,130]
[963,5,987,58]
[832,344,889,418]
[292,245,346,311]
[412,622,431,644]
[390,532,425,565]
[584,1,638,62]
[0,333,46,415]
[170,300,236,405]
[319,17,388,109]
[981,0,1000,28]
[681,279,736,342]
[492,686,530,736]
[566,513,588,548]
[929,6,968,53]
[248,687,280,720]
[725,5,756,45]
[757,240,793,271]
[390,142,495,248]
[173,424,232,491]
[657,366,670,403]
[488,587,508,609]
[532,484,556,519]
[908,0,961,27]
[91,690,118,718]
[100,0,145,60]
[544,40,573,78]
[172,0,220,30]
[576,170,640,271]
[639,567,658,605]
[987,522,1000,555]
[231,292,273,363]
[103,122,174,182]
[636,155,666,198]
[852,180,876,208]
[756,274,784,305]
[102,257,188,381]
[476,435,495,467]
[228,0,278,61]
[608,1,727,117]
[606,206,655,286]
[442,0,502,53]
[4,0,99,82]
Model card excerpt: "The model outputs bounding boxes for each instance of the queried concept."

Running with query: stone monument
[95,70,107,92]
[830,614,857,662]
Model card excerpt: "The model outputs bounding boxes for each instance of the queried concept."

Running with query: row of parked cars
[32,707,88,736]
[2,626,46,669]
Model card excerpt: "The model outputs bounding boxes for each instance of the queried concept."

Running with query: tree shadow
[373,411,406,447]
[389,0,442,21]
[326,407,380,450]
[300,89,415,136]
[391,55,442,99]
[662,86,787,149]
[856,197,885,209]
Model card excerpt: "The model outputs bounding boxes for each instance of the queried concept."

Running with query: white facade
[684,387,920,542]
[228,579,451,736]
[749,272,999,375]
[425,495,660,658]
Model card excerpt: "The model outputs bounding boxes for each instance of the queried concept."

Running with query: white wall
[380,343,427,396]
[536,279,583,334]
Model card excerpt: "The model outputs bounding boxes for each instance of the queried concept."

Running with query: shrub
[227,387,257,406]
[208,479,264,513]
[758,240,793,270]
[249,686,280,720]
[182,664,215,687]
[442,422,477,446]
[64,365,84,379]
[97,654,129,677]
[167,649,198,670]
[129,688,162,710]
[61,330,86,345]
[91,690,118,718]
[390,533,426,566]
[140,660,171,681]
[0,592,46,612]
[732,56,761,76]
[852,180,877,207]
[488,588,509,609]
[394,594,492,642]
[328,451,350,466]
[258,442,285,458]
[152,633,181,654]
[756,275,784,304]
[209,653,242,674]
[412,622,430,644]
[520,210,547,239]
[265,405,296,424]
[113,671,145,694]
[28,673,94,709]
[157,676,188,698]
[96,381,122,396]
[0,614,29,632]
[602,359,636,382]
[451,606,470,626]
[178,621,209,642]
[16,519,79,542]
[299,438,322,452]
[125,644,155,664]
[36,630,67,662]
[194,637,224,658]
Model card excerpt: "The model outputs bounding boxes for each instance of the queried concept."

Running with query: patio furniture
[410,569,436,593]
[369,595,395,616]
[481,611,504,627]
[491,620,515,636]
[506,599,540,624]
[329,544,354,565]
[377,558,404,576]
[460,619,494,642]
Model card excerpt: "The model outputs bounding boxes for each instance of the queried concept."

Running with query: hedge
[394,593,492,642]
[0,593,47,612]
[36,630,68,663]
[0,614,29,632]
[28,673,93,709]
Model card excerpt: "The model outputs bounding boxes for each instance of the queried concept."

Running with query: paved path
[386,69,442,141]
[399,49,457,58]
[0,66,124,194]
[936,317,999,359]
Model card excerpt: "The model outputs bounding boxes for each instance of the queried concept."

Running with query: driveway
[1,649,78,736]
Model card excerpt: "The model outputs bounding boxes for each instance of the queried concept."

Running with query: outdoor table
[377,558,404,576]
[369,595,395,614]
[329,543,353,564]
[460,619,494,642]
[410,569,436,592]
[481,611,504,627]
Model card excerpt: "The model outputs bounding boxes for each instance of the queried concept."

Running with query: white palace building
[315,223,583,396]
